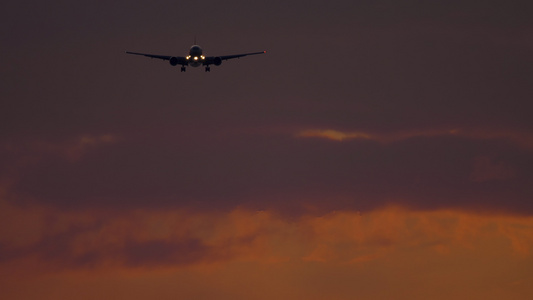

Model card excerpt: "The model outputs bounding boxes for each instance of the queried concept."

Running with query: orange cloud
[2,201,533,299]
[2,201,533,268]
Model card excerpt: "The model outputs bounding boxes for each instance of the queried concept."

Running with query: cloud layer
[2,203,533,299]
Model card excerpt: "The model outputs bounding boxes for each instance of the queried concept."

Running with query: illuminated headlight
[201,55,205,60]
[186,56,191,60]
[194,56,198,61]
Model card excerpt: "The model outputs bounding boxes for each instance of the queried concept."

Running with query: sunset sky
[2,1,533,299]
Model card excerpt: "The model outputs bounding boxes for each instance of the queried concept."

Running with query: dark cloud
[0,208,230,269]
[123,239,214,268]
[0,220,101,269]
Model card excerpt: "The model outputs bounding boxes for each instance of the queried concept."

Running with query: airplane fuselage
[185,45,205,67]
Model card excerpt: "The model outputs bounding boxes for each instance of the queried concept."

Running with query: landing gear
[181,66,186,72]
[205,66,211,72]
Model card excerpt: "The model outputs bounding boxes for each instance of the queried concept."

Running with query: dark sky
[2,0,533,214]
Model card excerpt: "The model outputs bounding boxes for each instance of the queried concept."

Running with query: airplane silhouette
[126,45,266,72]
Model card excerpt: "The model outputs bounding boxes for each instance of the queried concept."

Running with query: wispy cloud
[297,129,373,142]
[1,134,117,166]
[296,128,533,149]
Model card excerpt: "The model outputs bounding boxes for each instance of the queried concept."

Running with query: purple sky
[1,0,533,215]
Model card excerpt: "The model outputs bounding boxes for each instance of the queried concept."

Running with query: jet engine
[169,57,179,66]
[213,57,222,66]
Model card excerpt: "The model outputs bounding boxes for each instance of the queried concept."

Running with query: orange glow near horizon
[2,200,533,299]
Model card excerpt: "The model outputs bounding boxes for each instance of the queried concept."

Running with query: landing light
[201,55,205,60]
[194,56,198,61]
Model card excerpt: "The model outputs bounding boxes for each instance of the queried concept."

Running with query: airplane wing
[204,51,266,65]
[219,51,267,61]
[125,51,188,65]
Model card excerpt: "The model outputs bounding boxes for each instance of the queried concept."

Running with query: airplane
[126,45,266,72]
